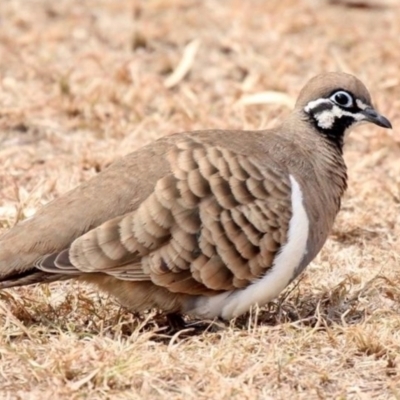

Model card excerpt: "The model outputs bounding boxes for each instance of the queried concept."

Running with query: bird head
[295,72,392,148]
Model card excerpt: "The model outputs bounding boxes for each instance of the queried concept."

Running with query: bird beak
[361,107,392,129]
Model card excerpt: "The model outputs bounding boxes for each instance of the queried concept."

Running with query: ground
[1,0,400,398]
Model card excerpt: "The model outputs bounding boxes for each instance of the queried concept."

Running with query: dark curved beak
[362,107,392,129]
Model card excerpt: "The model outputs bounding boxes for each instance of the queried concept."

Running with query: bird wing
[34,136,293,295]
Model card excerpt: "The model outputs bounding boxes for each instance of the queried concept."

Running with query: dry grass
[1,0,400,398]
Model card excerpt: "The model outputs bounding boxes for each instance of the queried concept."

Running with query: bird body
[0,73,391,320]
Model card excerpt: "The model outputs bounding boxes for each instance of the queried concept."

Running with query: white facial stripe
[315,110,335,129]
[304,98,331,113]
[188,175,310,320]
[315,106,366,129]
[356,99,368,110]
[304,97,367,130]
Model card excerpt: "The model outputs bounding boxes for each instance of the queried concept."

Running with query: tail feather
[0,269,72,289]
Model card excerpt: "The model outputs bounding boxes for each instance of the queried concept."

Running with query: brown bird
[0,72,391,322]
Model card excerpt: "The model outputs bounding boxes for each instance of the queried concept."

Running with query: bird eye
[330,91,353,108]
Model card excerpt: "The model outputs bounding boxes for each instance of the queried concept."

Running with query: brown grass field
[1,0,400,398]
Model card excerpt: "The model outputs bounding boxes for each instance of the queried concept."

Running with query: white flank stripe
[191,175,310,319]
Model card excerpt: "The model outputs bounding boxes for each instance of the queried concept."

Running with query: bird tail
[0,269,73,290]
[0,237,74,290]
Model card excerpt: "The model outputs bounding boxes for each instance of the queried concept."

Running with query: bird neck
[281,112,348,202]
[320,130,345,155]
[284,110,345,153]
[315,123,352,154]
[305,112,353,154]
[313,134,348,213]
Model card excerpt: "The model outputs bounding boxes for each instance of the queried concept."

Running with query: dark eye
[330,91,353,108]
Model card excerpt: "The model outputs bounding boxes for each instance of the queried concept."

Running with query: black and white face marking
[304,90,368,132]
[303,88,392,149]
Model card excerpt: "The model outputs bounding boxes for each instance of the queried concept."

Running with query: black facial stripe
[311,101,359,115]
[320,115,354,135]
[339,104,359,114]
[309,102,333,115]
